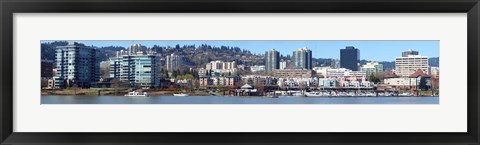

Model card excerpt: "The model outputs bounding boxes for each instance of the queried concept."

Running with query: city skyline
[41,40,439,61]
[41,40,439,104]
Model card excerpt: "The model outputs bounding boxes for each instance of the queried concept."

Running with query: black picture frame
[1,0,479,144]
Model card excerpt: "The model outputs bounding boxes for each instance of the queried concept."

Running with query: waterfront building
[313,66,332,78]
[340,46,360,71]
[47,79,54,88]
[265,48,280,72]
[53,42,99,88]
[232,84,258,96]
[323,68,371,88]
[277,77,318,89]
[293,47,313,69]
[219,76,241,86]
[340,80,373,88]
[199,76,241,87]
[250,65,265,73]
[383,70,431,90]
[361,62,384,75]
[383,73,414,88]
[429,66,440,77]
[273,69,315,78]
[166,53,183,72]
[318,78,338,88]
[280,61,287,70]
[199,76,214,86]
[402,49,419,57]
[109,53,161,88]
[409,69,432,90]
[242,75,277,86]
[395,52,429,77]
[325,68,366,80]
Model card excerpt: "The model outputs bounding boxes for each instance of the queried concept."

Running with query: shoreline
[41,89,438,97]
[41,94,439,98]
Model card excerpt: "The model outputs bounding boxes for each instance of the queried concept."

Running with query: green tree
[419,77,428,91]
[369,73,380,84]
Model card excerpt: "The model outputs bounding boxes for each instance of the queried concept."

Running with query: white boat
[292,92,306,97]
[173,93,189,96]
[305,92,322,97]
[399,92,411,96]
[125,91,148,97]
[322,92,331,96]
[366,92,376,97]
[347,92,356,96]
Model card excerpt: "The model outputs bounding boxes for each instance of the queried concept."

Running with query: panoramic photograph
[40,40,439,104]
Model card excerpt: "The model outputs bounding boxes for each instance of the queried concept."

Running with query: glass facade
[109,54,161,88]
[53,42,99,88]
[265,49,280,72]
[340,46,360,71]
[293,48,312,70]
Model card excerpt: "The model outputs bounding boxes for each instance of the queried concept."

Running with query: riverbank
[41,89,437,97]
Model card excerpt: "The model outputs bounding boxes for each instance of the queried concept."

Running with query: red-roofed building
[409,69,430,78]
[383,70,431,90]
[384,73,400,79]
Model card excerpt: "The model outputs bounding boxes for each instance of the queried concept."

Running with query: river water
[41,95,439,104]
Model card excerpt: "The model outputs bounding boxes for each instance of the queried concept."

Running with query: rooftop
[409,69,430,78]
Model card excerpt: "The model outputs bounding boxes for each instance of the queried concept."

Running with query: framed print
[1,0,480,145]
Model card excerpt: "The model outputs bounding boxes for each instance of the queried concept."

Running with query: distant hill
[96,46,127,62]
[41,41,68,61]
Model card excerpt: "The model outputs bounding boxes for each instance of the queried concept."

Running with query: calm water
[41,95,439,104]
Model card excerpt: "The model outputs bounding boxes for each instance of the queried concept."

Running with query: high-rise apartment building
[166,54,183,72]
[53,42,99,88]
[293,47,312,69]
[265,48,280,72]
[110,53,161,88]
[395,52,429,77]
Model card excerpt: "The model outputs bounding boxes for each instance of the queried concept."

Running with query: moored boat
[125,91,148,97]
[305,92,322,97]
[292,92,306,97]
[398,92,411,96]
[173,93,189,96]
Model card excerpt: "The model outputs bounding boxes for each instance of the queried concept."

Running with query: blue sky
[42,40,439,61]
